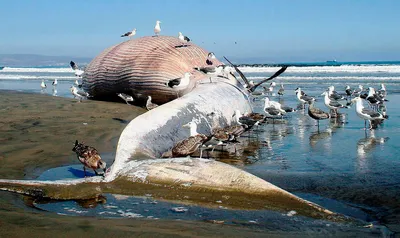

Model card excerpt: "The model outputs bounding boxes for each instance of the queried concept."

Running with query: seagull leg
[83,167,87,177]
[199,148,203,159]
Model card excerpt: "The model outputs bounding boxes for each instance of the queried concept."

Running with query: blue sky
[1,0,399,63]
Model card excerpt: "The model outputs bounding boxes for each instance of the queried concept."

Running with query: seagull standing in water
[40,79,47,90]
[178,32,190,46]
[154,20,161,36]
[351,97,387,130]
[295,88,315,109]
[308,100,330,130]
[121,28,136,39]
[52,79,58,87]
[277,83,284,97]
[321,91,349,117]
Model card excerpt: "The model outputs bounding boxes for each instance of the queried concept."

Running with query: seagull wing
[184,36,190,42]
[300,95,315,102]
[70,61,79,70]
[329,100,345,108]
[249,66,288,92]
[361,108,382,118]
[223,56,251,87]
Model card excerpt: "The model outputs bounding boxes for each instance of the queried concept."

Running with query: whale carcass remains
[0,36,347,221]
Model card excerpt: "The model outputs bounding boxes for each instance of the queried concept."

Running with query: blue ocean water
[2,61,400,97]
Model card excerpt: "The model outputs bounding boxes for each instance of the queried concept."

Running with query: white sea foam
[247,76,400,81]
[0,74,76,80]
[1,67,74,73]
[239,65,400,74]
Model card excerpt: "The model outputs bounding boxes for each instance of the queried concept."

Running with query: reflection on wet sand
[309,128,333,148]
[356,130,389,173]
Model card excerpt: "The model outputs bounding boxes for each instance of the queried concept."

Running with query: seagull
[366,87,387,109]
[117,93,134,105]
[321,91,349,117]
[263,82,276,95]
[206,52,216,65]
[72,140,107,177]
[328,86,345,101]
[146,96,159,110]
[121,28,136,39]
[352,85,364,97]
[170,121,209,158]
[264,97,286,114]
[52,78,58,87]
[74,79,82,88]
[351,97,387,130]
[295,88,315,108]
[233,110,260,130]
[70,61,84,77]
[166,72,191,89]
[308,100,330,129]
[277,83,284,97]
[70,86,89,102]
[377,83,387,99]
[345,85,353,97]
[178,32,190,46]
[40,79,47,89]
[154,20,161,36]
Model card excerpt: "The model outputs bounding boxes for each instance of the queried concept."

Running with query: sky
[1,0,399,63]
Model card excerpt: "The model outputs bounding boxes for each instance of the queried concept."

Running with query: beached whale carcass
[83,36,222,104]
[0,77,344,220]
[0,36,346,221]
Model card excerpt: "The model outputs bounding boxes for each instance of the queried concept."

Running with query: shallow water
[0,77,399,236]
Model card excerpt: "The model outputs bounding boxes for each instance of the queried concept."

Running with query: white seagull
[70,86,89,102]
[121,28,136,39]
[166,72,191,90]
[52,78,58,87]
[70,61,84,77]
[154,20,161,36]
[40,79,47,89]
[295,87,315,108]
[351,97,386,130]
[321,91,349,116]
[178,32,190,46]
[117,93,134,105]
[264,97,286,114]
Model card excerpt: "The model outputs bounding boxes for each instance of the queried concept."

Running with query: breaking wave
[239,65,400,74]
[1,67,74,73]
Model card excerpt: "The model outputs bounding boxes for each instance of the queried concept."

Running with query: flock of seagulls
[292,84,389,130]
[159,75,390,159]
[39,60,88,101]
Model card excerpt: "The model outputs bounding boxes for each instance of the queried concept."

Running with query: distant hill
[0,54,92,67]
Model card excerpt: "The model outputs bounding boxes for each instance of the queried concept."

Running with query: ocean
[2,61,400,96]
